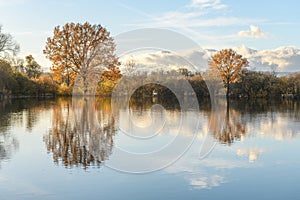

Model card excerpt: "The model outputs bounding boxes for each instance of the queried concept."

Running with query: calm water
[0,97,300,200]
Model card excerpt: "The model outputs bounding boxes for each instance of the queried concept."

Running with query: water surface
[0,98,299,200]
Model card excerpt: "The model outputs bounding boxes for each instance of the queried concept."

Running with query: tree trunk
[83,75,87,96]
[66,67,70,87]
[226,96,230,114]
[226,84,230,102]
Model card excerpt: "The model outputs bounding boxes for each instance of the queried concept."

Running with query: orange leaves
[43,22,120,88]
[209,49,248,87]
[208,49,248,98]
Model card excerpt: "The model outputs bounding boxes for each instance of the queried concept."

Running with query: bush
[57,83,72,96]
[12,72,38,96]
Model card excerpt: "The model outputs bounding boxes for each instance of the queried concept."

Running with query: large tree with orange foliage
[43,22,120,94]
[209,49,248,99]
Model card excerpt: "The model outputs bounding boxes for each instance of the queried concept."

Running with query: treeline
[200,70,300,100]
[1,23,300,100]
[0,57,119,99]
[0,22,121,99]
[1,57,300,101]
[231,71,300,99]
[0,58,58,99]
[127,69,300,100]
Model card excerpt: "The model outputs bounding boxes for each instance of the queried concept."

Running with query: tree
[124,57,136,74]
[231,71,284,99]
[43,22,120,95]
[0,59,40,97]
[178,68,190,77]
[0,25,20,57]
[209,101,246,145]
[25,55,42,79]
[44,98,116,169]
[289,73,300,99]
[0,59,16,96]
[4,55,24,72]
[34,74,58,97]
[209,49,248,99]
[97,66,122,95]
[12,72,38,96]
[188,74,210,98]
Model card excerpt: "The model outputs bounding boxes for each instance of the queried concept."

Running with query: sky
[0,0,300,70]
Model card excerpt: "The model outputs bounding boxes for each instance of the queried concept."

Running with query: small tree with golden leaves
[209,49,248,99]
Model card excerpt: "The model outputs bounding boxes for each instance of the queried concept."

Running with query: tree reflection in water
[44,97,300,168]
[44,98,116,169]
[0,100,19,168]
[209,99,246,145]
[0,133,19,167]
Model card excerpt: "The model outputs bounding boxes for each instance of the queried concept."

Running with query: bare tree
[0,25,20,57]
[124,57,136,74]
[3,55,24,72]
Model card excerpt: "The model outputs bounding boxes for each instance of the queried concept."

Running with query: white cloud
[256,115,300,140]
[190,175,225,189]
[119,49,210,73]
[132,14,261,29]
[249,149,260,162]
[232,45,300,71]
[238,25,269,38]
[232,45,258,57]
[120,45,300,73]
[122,0,267,50]
[125,0,263,41]
[190,0,227,10]
[236,148,264,163]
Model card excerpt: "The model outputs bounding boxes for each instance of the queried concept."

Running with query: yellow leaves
[44,22,120,89]
[209,49,248,87]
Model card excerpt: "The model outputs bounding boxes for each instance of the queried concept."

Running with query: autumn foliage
[43,22,121,95]
[209,49,248,98]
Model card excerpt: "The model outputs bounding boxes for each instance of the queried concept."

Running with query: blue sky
[0,0,300,68]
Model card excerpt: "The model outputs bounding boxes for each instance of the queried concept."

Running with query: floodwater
[0,97,299,200]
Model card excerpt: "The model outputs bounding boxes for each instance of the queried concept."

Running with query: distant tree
[4,55,24,72]
[209,49,248,99]
[43,22,120,95]
[289,73,300,98]
[25,55,42,79]
[178,68,190,77]
[0,59,41,97]
[97,66,122,95]
[0,59,16,95]
[0,25,20,57]
[124,57,136,74]
[232,71,284,99]
[12,71,38,96]
[188,74,210,98]
[34,74,58,96]
[0,59,12,73]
